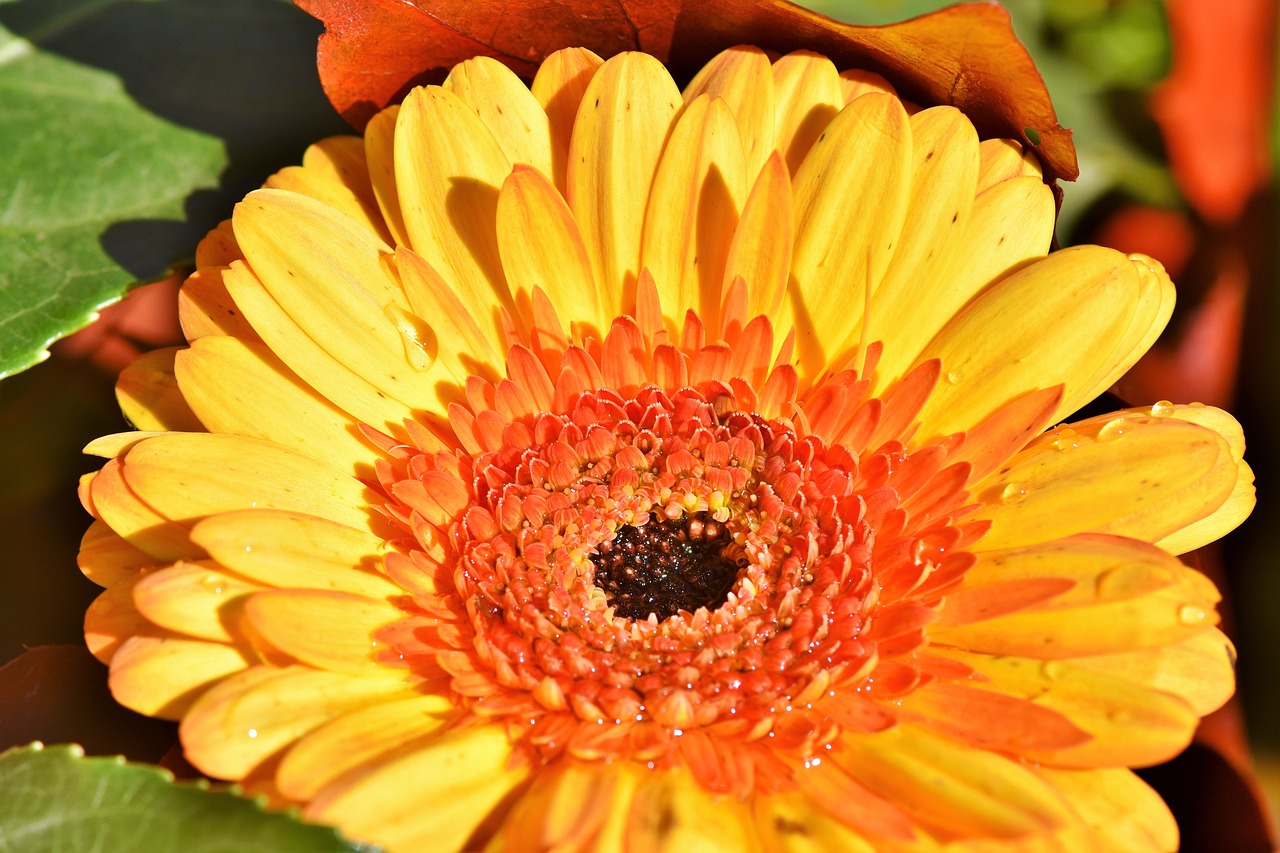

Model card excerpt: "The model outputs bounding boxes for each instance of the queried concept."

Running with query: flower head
[82,45,1253,851]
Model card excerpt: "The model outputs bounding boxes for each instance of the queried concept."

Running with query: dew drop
[1096,418,1130,441]
[1050,427,1078,452]
[1000,482,1028,504]
[1150,400,1175,417]
[945,370,961,385]
[384,304,437,372]
[1178,604,1207,625]
[246,728,258,739]
[1189,401,1206,409]
[200,575,225,595]
[1041,661,1066,681]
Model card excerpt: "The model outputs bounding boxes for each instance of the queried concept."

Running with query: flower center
[590,513,743,620]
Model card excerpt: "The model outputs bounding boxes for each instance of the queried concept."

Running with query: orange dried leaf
[294,0,1077,182]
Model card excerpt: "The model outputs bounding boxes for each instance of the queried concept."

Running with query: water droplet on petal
[1051,427,1078,452]
[385,303,437,372]
[247,728,258,739]
[1189,401,1206,409]
[1000,482,1028,504]
[1097,418,1131,441]
[1041,661,1066,681]
[945,370,961,385]
[1178,604,1207,625]
[1150,400,1175,416]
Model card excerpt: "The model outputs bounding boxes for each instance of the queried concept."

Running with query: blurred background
[0,0,1274,848]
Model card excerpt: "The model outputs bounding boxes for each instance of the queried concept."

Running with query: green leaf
[0,743,371,852]
[0,0,348,379]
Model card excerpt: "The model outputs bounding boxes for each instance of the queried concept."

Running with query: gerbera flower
[81,45,1253,851]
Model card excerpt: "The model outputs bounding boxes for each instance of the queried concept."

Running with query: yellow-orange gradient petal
[180,665,412,780]
[189,509,399,599]
[116,347,204,432]
[567,52,681,305]
[305,726,527,852]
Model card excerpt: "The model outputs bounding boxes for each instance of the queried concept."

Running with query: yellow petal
[109,634,252,720]
[180,665,411,779]
[683,45,776,179]
[770,50,843,175]
[395,85,514,326]
[116,347,204,432]
[624,765,760,852]
[79,518,154,587]
[243,589,404,674]
[1158,458,1255,555]
[305,725,526,852]
[567,52,681,303]
[364,104,409,246]
[1071,254,1176,419]
[175,336,374,474]
[839,68,896,104]
[496,165,606,338]
[976,138,1040,193]
[1066,627,1235,716]
[84,431,168,459]
[932,533,1221,657]
[912,246,1151,438]
[933,648,1200,768]
[221,261,416,432]
[833,724,1075,840]
[753,789,879,853]
[531,47,604,194]
[970,414,1236,551]
[862,107,979,380]
[725,151,793,322]
[133,561,263,643]
[264,136,392,244]
[445,56,553,178]
[1152,403,1254,554]
[178,264,260,342]
[277,695,457,800]
[1035,768,1178,852]
[496,758,640,853]
[641,94,746,332]
[119,432,381,535]
[876,176,1055,387]
[88,458,202,561]
[789,92,912,380]
[189,509,400,599]
[233,189,457,418]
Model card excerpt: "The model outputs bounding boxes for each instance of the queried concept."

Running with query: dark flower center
[590,512,742,620]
